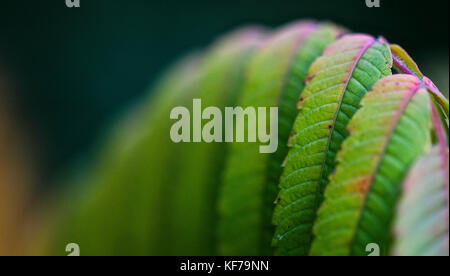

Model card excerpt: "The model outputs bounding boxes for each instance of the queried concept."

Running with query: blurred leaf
[50,52,205,255]
[165,27,266,255]
[392,146,449,256]
[50,26,265,256]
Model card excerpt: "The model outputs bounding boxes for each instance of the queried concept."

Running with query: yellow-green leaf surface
[218,21,343,256]
[390,44,449,139]
[273,34,392,256]
[390,44,424,79]
[311,74,432,256]
[392,146,449,256]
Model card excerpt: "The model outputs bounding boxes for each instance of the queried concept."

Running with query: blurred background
[0,0,448,254]
[0,0,448,187]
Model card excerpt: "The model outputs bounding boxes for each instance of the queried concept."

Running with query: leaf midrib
[310,37,377,249]
[260,23,319,255]
[348,82,423,255]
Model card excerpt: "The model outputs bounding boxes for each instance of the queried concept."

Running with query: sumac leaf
[218,21,343,256]
[273,34,392,256]
[50,53,205,256]
[165,27,265,255]
[390,44,449,140]
[310,74,432,256]
[50,27,265,255]
[392,98,449,256]
[392,146,449,256]
[390,44,424,79]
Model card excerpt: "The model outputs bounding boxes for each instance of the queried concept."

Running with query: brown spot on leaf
[353,177,372,193]
[275,196,282,204]
[296,96,305,110]
[287,133,295,147]
[304,74,315,85]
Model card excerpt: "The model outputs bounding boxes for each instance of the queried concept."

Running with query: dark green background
[0,0,448,184]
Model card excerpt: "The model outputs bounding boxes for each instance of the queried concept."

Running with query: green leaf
[392,98,449,256]
[50,52,205,256]
[425,77,449,142]
[218,21,343,256]
[50,27,266,256]
[310,74,432,256]
[390,44,424,79]
[392,146,449,256]
[163,27,265,255]
[390,44,449,141]
[272,34,392,256]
